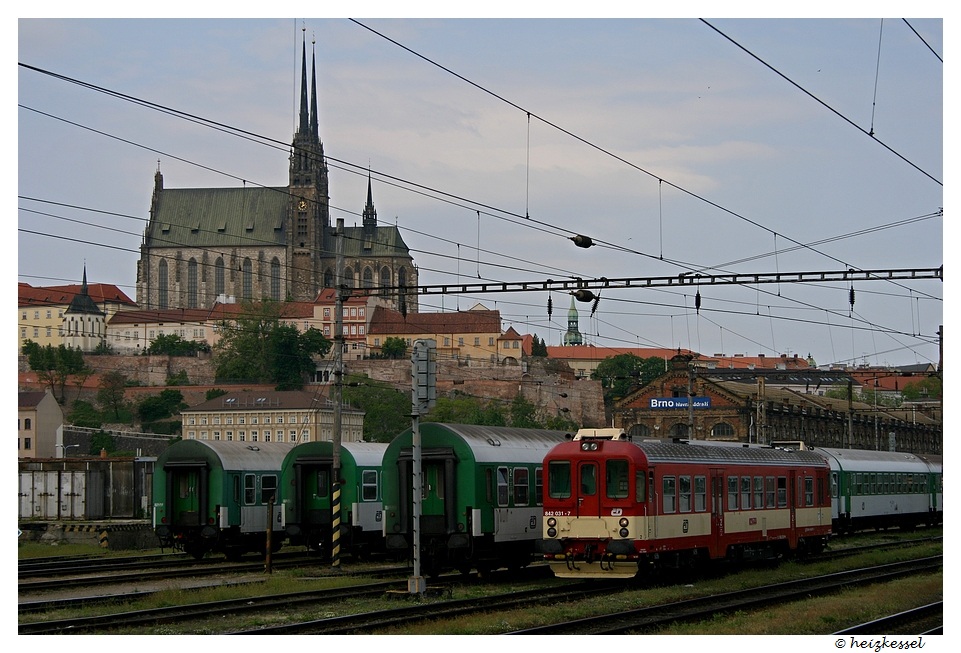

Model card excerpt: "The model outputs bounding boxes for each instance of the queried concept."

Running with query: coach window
[244,474,256,504]
[678,475,692,512]
[636,471,647,503]
[535,467,544,505]
[727,476,739,510]
[777,477,788,507]
[830,473,839,498]
[262,475,277,504]
[315,469,330,498]
[606,459,629,499]
[496,467,510,506]
[804,477,814,506]
[765,477,776,508]
[694,476,707,512]
[753,476,764,509]
[741,476,752,510]
[514,468,530,505]
[662,476,677,513]
[362,470,378,501]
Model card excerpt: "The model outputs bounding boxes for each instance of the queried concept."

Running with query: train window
[497,467,509,506]
[753,476,764,509]
[362,470,378,501]
[855,473,862,495]
[777,477,787,507]
[535,467,544,505]
[662,476,676,513]
[636,471,646,503]
[233,476,240,503]
[804,477,814,506]
[830,473,839,498]
[678,476,692,513]
[741,476,752,511]
[262,475,277,504]
[606,459,629,499]
[580,464,597,496]
[694,476,706,512]
[765,477,775,508]
[727,476,738,510]
[514,468,530,506]
[178,474,192,499]
[244,474,256,505]
[548,461,571,499]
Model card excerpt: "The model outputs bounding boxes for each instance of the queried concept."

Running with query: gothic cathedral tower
[287,33,331,302]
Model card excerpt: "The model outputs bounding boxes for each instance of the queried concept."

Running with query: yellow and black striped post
[331,483,341,568]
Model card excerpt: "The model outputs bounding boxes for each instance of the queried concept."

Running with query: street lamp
[56,443,80,458]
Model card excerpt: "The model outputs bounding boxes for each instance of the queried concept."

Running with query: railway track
[834,602,943,636]
[506,556,942,635]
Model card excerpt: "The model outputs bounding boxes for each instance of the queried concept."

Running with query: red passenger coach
[540,430,831,579]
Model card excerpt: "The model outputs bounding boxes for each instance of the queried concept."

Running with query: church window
[158,259,169,309]
[214,257,225,298]
[324,269,333,288]
[270,258,281,300]
[187,258,198,308]
[343,267,354,289]
[242,258,252,299]
[297,212,308,238]
[363,267,373,289]
[380,267,391,295]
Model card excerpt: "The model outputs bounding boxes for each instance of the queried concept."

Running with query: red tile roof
[368,306,502,335]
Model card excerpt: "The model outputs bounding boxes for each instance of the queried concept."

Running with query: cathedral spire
[310,37,319,140]
[298,27,309,136]
[363,169,377,231]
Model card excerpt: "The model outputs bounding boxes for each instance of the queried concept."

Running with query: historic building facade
[136,38,418,313]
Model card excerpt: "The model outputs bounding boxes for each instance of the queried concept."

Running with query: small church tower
[63,265,106,352]
[562,295,583,345]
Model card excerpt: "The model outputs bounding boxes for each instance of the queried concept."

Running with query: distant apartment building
[18,390,64,458]
[366,303,503,363]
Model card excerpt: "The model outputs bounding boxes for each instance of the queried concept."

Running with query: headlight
[547,527,557,538]
[619,528,630,538]
[619,517,629,528]
[547,517,556,527]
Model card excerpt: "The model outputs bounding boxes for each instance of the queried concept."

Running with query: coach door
[167,464,206,527]
[711,469,725,555]
[576,461,600,517]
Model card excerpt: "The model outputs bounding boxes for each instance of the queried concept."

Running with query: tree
[137,389,186,423]
[901,376,942,402]
[22,340,90,403]
[68,400,103,429]
[97,370,128,420]
[89,431,117,456]
[148,333,206,356]
[341,374,411,443]
[380,336,408,360]
[508,395,540,428]
[214,300,331,387]
[426,394,507,426]
[530,334,548,357]
[591,354,665,407]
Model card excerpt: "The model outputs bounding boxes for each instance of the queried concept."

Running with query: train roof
[811,447,936,473]
[282,441,388,469]
[157,439,296,471]
[638,441,828,467]
[390,423,571,464]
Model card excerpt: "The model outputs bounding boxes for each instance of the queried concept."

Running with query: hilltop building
[135,36,418,314]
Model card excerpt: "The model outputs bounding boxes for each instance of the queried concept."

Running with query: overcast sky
[16,12,944,370]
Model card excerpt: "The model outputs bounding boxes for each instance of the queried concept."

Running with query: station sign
[649,397,711,409]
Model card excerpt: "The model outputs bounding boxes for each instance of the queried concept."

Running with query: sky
[16,11,944,371]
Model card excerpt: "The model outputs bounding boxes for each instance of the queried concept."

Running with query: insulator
[695,291,701,314]
[849,286,855,308]
[571,234,594,248]
[591,296,600,316]
[547,295,553,318]
[573,289,595,303]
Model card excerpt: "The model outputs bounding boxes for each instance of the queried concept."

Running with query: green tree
[68,399,103,429]
[166,370,190,386]
[426,394,507,426]
[97,370,128,420]
[341,374,411,442]
[214,300,330,387]
[22,340,90,403]
[89,431,117,456]
[901,375,942,402]
[508,395,541,428]
[380,336,408,360]
[205,388,229,401]
[148,333,205,356]
[137,389,185,423]
[591,354,665,407]
[530,334,548,357]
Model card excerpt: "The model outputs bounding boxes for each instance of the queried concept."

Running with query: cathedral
[136,37,418,313]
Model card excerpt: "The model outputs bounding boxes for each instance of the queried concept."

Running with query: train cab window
[741,476,752,510]
[777,477,787,507]
[535,467,544,505]
[315,469,330,498]
[753,476,764,509]
[804,477,814,506]
[261,475,277,504]
[605,459,630,499]
[580,464,597,496]
[694,476,706,512]
[362,470,378,501]
[662,476,677,513]
[514,468,530,506]
[636,471,646,503]
[765,476,776,508]
[496,467,510,506]
[678,475,692,512]
[244,474,256,505]
[727,476,739,510]
[548,461,571,499]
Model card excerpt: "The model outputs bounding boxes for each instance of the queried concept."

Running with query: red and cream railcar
[540,431,831,579]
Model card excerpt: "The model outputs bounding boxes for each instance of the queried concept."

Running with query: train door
[576,460,600,517]
[710,468,725,556]
[167,465,205,527]
[421,458,450,535]
[788,470,797,533]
